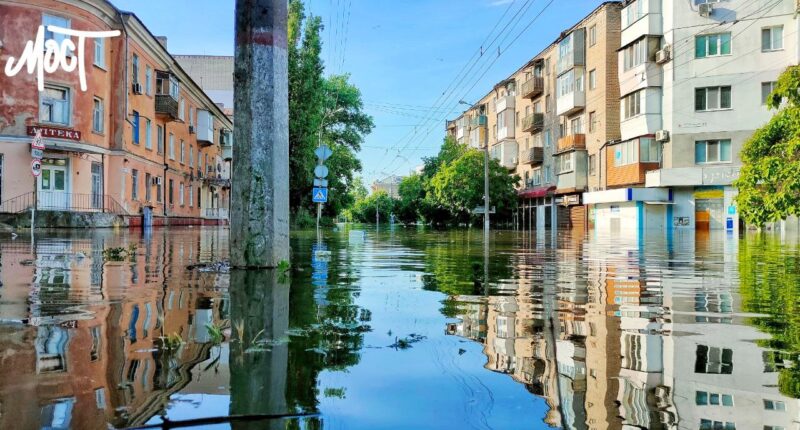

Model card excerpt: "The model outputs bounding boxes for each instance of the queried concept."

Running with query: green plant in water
[102,244,138,262]
[159,333,183,351]
[206,322,225,345]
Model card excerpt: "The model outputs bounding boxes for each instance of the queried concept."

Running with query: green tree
[349,191,396,223]
[395,174,426,224]
[735,65,800,226]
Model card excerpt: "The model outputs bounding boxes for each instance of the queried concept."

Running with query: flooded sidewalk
[0,226,798,429]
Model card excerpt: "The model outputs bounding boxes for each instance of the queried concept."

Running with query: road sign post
[30,130,43,240]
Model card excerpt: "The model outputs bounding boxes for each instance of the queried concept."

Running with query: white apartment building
[586,0,799,236]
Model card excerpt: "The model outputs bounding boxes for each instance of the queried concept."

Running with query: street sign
[313,178,328,187]
[314,145,333,162]
[31,148,43,159]
[312,187,328,203]
[31,130,45,149]
[314,165,329,179]
[31,159,42,177]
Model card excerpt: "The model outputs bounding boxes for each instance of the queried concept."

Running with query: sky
[113,0,608,186]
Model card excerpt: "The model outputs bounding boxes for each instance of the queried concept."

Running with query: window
[623,38,647,70]
[43,14,70,46]
[179,98,185,121]
[589,69,596,90]
[40,85,70,125]
[168,179,174,204]
[700,420,735,430]
[570,117,583,134]
[588,111,596,132]
[695,345,733,374]
[624,0,644,27]
[695,139,732,163]
[696,391,733,406]
[145,173,152,201]
[762,26,783,51]
[615,140,638,166]
[132,111,140,144]
[189,145,194,167]
[545,95,552,112]
[180,140,185,164]
[623,90,642,119]
[557,153,573,173]
[544,129,551,148]
[544,166,551,183]
[145,119,152,149]
[532,169,542,186]
[763,399,786,411]
[92,98,103,133]
[189,107,195,128]
[695,86,731,111]
[132,54,139,84]
[169,134,175,160]
[557,69,583,97]
[764,426,785,430]
[145,66,152,95]
[589,25,597,47]
[157,125,164,154]
[189,184,193,207]
[696,33,732,58]
[639,138,659,162]
[94,37,105,68]
[762,81,777,105]
[156,177,162,202]
[131,169,138,200]
[588,154,596,176]
[179,183,185,206]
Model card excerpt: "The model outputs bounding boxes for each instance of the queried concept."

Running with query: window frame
[696,139,733,164]
[761,81,777,105]
[132,111,140,144]
[93,37,105,68]
[761,26,783,52]
[695,86,732,112]
[131,169,138,200]
[92,97,103,133]
[39,84,71,126]
[695,33,732,58]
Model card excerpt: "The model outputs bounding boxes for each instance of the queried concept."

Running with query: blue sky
[113,0,607,186]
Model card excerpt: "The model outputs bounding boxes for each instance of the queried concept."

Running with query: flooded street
[0,226,798,429]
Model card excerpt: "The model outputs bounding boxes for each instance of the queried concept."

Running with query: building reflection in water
[445,232,800,430]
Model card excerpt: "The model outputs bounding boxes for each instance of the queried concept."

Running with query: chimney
[155,36,168,49]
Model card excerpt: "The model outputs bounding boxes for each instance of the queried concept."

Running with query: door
[91,162,102,209]
[696,199,724,231]
[38,162,68,210]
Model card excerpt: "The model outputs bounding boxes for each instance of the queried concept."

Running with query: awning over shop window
[518,186,556,199]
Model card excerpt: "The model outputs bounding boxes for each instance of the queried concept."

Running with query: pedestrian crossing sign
[312,187,328,203]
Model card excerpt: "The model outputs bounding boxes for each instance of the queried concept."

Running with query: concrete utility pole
[231,0,290,268]
[483,129,490,237]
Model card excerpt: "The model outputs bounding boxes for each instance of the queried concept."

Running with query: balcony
[469,127,487,149]
[621,0,663,46]
[495,95,515,113]
[557,134,586,153]
[556,28,585,76]
[469,115,487,129]
[490,140,518,170]
[521,77,544,99]
[197,110,215,147]
[556,89,585,116]
[521,147,543,165]
[521,113,544,133]
[155,94,179,120]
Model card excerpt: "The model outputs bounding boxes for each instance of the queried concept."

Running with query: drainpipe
[163,123,168,218]
[101,153,106,213]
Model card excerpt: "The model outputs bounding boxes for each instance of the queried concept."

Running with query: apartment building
[585,0,799,235]
[0,0,233,227]
[371,175,404,198]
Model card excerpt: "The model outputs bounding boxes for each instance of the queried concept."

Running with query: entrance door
[91,163,102,209]
[38,163,68,210]
[696,199,724,231]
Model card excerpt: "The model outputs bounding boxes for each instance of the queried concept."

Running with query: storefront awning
[518,186,556,199]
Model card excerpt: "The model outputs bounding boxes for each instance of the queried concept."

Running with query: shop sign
[27,126,81,142]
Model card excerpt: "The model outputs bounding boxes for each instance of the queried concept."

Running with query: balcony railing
[521,147,543,165]
[521,77,544,99]
[0,192,128,215]
[521,113,544,133]
[557,134,586,153]
[155,94,179,120]
[469,115,487,129]
[203,207,229,220]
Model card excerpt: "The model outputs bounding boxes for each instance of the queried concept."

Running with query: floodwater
[0,226,799,429]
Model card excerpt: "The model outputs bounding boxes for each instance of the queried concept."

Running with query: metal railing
[203,207,229,220]
[0,192,129,215]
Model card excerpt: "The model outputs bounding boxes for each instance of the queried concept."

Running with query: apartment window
[625,0,644,27]
[696,139,732,164]
[558,69,583,97]
[623,38,647,70]
[131,169,138,200]
[132,111,140,144]
[700,420,735,430]
[544,129,551,148]
[189,145,194,167]
[180,140,185,164]
[169,134,175,160]
[145,119,152,149]
[588,154,596,176]
[544,166,552,183]
[145,173,152,201]
[157,125,164,154]
[556,153,573,173]
[763,399,786,411]
[189,184,194,207]
[763,426,785,430]
[92,98,103,133]
[179,182,185,206]
[639,138,660,162]
[695,345,733,374]
[532,168,542,186]
[696,33,732,58]
[156,177,162,202]
[189,107,195,128]
[179,99,185,121]
[615,140,638,166]
[589,69,596,90]
[762,26,783,51]
[588,111,596,132]
[696,391,734,406]
[623,90,642,119]
[145,66,152,95]
[761,82,777,105]
[43,14,70,45]
[570,117,582,135]
[132,54,139,84]
[695,86,731,111]
[168,179,174,204]
[94,37,105,68]
[545,95,551,112]
[589,25,597,47]
[40,85,70,125]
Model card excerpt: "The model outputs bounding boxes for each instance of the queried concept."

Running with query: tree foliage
[735,65,800,226]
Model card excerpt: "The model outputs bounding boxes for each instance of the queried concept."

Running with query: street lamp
[459,99,490,237]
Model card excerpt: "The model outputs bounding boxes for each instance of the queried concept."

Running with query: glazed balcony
[521,77,545,99]
[521,147,543,165]
[521,113,544,133]
[469,115,487,129]
[557,134,586,153]
[490,140,518,170]
[495,95,515,113]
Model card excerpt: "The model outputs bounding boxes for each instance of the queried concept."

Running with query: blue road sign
[312,187,328,203]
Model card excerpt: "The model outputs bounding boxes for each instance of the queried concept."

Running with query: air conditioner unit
[699,3,713,17]
[655,130,670,142]
[189,125,195,134]
[132,83,143,94]
[655,46,671,64]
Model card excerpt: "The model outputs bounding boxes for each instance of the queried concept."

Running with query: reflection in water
[0,227,798,429]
